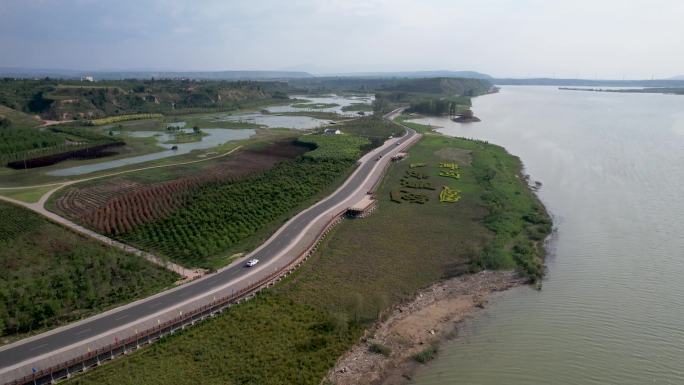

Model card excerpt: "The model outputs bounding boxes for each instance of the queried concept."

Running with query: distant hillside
[667,75,684,80]
[328,70,492,79]
[0,79,290,120]
[0,68,313,81]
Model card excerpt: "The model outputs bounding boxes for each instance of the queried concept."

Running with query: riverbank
[326,270,524,385]
[320,118,549,384]
[60,116,550,385]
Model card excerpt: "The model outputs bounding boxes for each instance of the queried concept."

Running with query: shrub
[413,344,439,363]
[368,342,392,357]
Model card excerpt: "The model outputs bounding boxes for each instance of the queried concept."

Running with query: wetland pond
[48,128,255,176]
[408,86,684,385]
[47,94,372,176]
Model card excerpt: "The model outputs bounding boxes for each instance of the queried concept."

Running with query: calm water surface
[48,128,255,176]
[410,86,684,385]
[266,94,373,116]
[47,95,370,176]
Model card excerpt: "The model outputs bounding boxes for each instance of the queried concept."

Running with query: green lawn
[68,127,550,385]
[0,185,58,203]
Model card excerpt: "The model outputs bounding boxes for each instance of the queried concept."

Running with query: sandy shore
[325,270,525,385]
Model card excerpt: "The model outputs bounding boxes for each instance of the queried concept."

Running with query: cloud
[1,0,683,78]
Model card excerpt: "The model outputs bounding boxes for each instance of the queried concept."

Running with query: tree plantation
[0,202,178,337]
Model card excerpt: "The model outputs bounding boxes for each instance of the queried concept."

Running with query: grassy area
[87,114,164,126]
[394,114,436,134]
[0,134,165,187]
[0,201,178,341]
[341,103,374,112]
[163,131,208,144]
[266,111,343,120]
[327,115,403,150]
[68,126,550,385]
[291,102,340,109]
[119,133,369,269]
[0,185,59,203]
[0,105,41,128]
[297,134,370,161]
[69,295,359,385]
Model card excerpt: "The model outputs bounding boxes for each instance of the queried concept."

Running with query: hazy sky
[1,0,682,78]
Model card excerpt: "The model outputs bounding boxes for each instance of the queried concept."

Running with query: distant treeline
[290,76,493,96]
[407,96,472,116]
[7,141,125,169]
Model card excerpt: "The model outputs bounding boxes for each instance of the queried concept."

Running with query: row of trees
[113,133,370,268]
[124,158,352,267]
[1,125,120,166]
[408,96,471,116]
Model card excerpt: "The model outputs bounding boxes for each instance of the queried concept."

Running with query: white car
[245,258,259,267]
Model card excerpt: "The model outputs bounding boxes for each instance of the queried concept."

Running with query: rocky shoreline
[324,270,526,385]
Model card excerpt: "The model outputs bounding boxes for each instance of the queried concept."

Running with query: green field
[0,105,41,128]
[68,125,550,385]
[0,202,178,341]
[119,132,371,269]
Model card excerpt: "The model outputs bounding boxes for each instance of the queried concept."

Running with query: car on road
[245,258,259,267]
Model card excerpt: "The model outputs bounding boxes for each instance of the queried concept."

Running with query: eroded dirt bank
[325,270,525,385]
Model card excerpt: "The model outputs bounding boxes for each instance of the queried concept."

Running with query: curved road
[0,110,418,383]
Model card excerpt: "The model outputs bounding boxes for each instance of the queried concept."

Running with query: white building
[324,128,342,135]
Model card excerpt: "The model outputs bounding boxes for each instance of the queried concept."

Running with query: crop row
[121,159,351,267]
[84,179,201,234]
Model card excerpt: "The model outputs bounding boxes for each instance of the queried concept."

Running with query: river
[409,86,684,385]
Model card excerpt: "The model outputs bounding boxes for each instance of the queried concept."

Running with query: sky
[1,0,683,79]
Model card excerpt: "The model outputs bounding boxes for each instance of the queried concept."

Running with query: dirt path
[325,271,525,385]
[0,146,243,280]
[39,119,74,127]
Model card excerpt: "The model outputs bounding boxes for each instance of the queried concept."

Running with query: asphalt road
[0,113,417,379]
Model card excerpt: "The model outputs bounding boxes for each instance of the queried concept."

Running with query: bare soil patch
[325,271,524,385]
